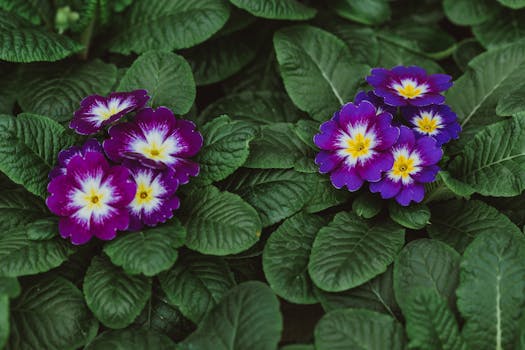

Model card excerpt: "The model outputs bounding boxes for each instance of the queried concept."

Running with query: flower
[126,162,180,230]
[70,90,149,135]
[46,151,136,245]
[366,66,452,107]
[103,107,203,184]
[49,139,103,179]
[402,104,461,146]
[369,126,442,206]
[314,101,400,191]
[354,90,397,117]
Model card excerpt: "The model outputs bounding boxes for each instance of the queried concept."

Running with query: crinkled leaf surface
[85,329,175,350]
[229,0,316,20]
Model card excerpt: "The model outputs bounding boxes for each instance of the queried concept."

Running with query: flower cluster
[46,90,202,245]
[314,66,460,206]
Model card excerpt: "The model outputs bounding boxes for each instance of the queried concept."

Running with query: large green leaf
[181,186,262,255]
[83,256,151,329]
[110,0,230,54]
[159,252,236,323]
[473,11,525,49]
[428,199,521,253]
[314,308,406,350]
[179,281,282,350]
[0,294,7,349]
[449,117,525,197]
[497,0,525,9]
[0,12,82,62]
[18,60,117,122]
[303,175,350,214]
[8,277,96,350]
[195,115,256,184]
[103,220,186,277]
[263,212,327,304]
[0,189,46,231]
[0,277,20,298]
[85,329,175,350]
[453,39,485,72]
[0,114,76,198]
[309,212,405,292]
[329,0,390,25]
[496,82,525,116]
[229,0,316,20]
[443,0,498,26]
[388,202,430,230]
[394,239,460,313]
[457,230,525,350]
[274,25,369,121]
[403,288,467,350]
[118,51,196,115]
[223,169,318,227]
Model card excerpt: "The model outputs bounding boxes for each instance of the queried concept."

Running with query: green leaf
[0,227,74,277]
[473,11,525,49]
[0,12,82,62]
[394,239,460,313]
[223,169,317,227]
[159,252,236,323]
[110,0,230,54]
[329,0,390,25]
[457,230,525,350]
[309,212,405,292]
[453,39,485,72]
[314,308,406,350]
[195,115,256,184]
[229,0,316,20]
[83,256,151,329]
[403,288,467,350]
[388,202,430,230]
[0,294,7,349]
[18,60,117,122]
[352,193,383,219]
[428,199,521,253]
[323,22,379,65]
[0,277,20,298]
[199,90,305,125]
[0,189,47,231]
[263,212,327,304]
[184,30,257,85]
[497,0,525,9]
[281,345,314,350]
[26,217,58,241]
[179,281,283,350]
[303,175,350,214]
[181,185,262,255]
[0,114,76,198]
[0,0,52,25]
[443,0,498,26]
[103,220,186,277]
[85,329,175,350]
[449,117,525,197]
[118,51,196,115]
[8,277,96,350]
[496,82,525,116]
[274,25,369,121]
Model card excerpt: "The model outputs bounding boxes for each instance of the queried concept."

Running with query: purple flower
[366,66,452,107]
[103,107,203,185]
[46,151,136,245]
[49,139,103,179]
[314,101,400,191]
[370,126,442,206]
[126,162,180,231]
[402,104,461,146]
[355,90,397,117]
[70,90,149,135]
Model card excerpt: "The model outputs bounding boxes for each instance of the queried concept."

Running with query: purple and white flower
[103,107,203,184]
[366,66,452,107]
[49,139,103,179]
[370,126,442,206]
[355,90,397,117]
[314,101,400,191]
[46,151,136,245]
[126,163,180,230]
[70,90,149,135]
[402,104,461,146]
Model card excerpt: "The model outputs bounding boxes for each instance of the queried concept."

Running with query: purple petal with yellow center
[402,104,461,146]
[354,90,397,117]
[49,139,103,179]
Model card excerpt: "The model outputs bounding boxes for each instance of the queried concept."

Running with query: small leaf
[85,329,175,350]
[229,0,316,20]
[473,10,525,49]
[443,0,498,26]
[0,294,7,349]
[103,219,186,277]
[329,0,390,25]
[309,212,405,292]
[159,252,236,323]
[0,277,20,298]
[497,0,525,9]
[118,51,195,115]
[0,0,52,25]
[83,256,151,329]
[352,193,383,219]
[453,39,485,72]
[388,202,430,230]
[303,175,350,214]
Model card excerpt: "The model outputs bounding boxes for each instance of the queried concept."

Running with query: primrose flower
[70,90,149,135]
[402,104,461,146]
[46,151,136,245]
[126,163,180,230]
[103,107,203,184]
[314,101,400,191]
[49,139,103,179]
[370,126,442,206]
[366,66,452,107]
[354,90,397,117]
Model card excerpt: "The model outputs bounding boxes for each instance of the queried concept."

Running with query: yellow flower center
[141,141,168,161]
[84,189,104,209]
[416,114,439,134]
[391,155,415,179]
[100,106,120,120]
[345,133,371,158]
[395,83,423,99]
[135,183,154,205]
